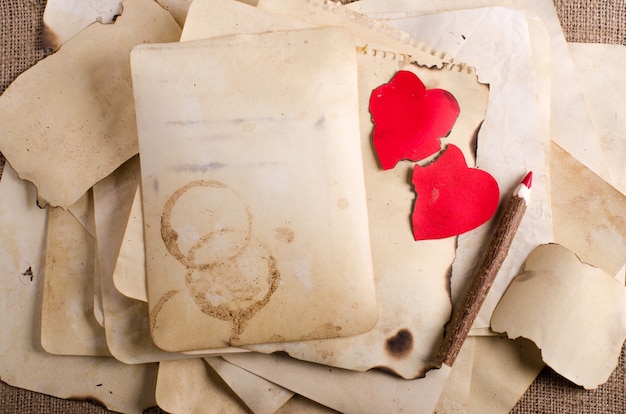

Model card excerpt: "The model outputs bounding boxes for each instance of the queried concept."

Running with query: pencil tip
[522,172,532,189]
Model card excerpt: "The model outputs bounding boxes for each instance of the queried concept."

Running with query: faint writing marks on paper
[158,179,281,341]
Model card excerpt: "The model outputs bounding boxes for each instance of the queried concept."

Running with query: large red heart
[369,70,460,170]
[411,144,499,240]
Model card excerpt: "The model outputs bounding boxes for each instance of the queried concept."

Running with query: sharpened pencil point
[522,171,532,189]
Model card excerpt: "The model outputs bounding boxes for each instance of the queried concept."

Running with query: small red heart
[411,144,499,240]
[369,70,460,170]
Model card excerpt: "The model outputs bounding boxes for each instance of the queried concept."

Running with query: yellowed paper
[93,251,105,328]
[617,265,626,286]
[67,189,96,238]
[204,357,294,414]
[0,165,158,414]
[351,0,610,186]
[256,0,455,68]
[155,359,249,413]
[0,0,181,208]
[93,156,158,362]
[42,0,123,49]
[248,56,486,378]
[180,0,310,41]
[93,157,245,362]
[225,352,452,414]
[131,28,377,351]
[179,0,485,378]
[551,143,626,277]
[434,337,543,414]
[491,243,626,389]
[569,42,626,196]
[156,0,193,27]
[275,394,339,413]
[63,189,107,328]
[41,206,111,356]
[111,185,148,302]
[466,337,544,413]
[347,3,553,333]
[433,336,476,413]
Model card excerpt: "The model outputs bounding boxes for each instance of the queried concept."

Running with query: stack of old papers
[1,0,625,413]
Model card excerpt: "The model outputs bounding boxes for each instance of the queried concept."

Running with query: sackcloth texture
[0,0,624,412]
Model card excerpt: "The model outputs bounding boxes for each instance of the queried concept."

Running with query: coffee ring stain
[159,179,281,341]
[161,179,251,269]
[149,289,181,331]
[185,227,251,271]
[385,328,414,359]
[185,245,281,340]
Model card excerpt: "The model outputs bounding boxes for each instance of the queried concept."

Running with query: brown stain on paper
[385,328,414,358]
[274,226,295,243]
[149,289,180,331]
[155,179,281,343]
[186,253,281,341]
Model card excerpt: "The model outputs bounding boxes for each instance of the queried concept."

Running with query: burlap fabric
[1,0,624,412]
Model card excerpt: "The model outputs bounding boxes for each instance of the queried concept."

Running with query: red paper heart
[369,70,460,170]
[411,145,499,240]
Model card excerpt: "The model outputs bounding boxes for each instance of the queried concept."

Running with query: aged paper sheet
[0,165,158,414]
[132,27,377,351]
[491,243,626,389]
[0,0,180,208]
[348,1,553,333]
[41,206,111,357]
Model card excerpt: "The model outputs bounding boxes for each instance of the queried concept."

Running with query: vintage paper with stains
[491,243,626,389]
[155,0,193,27]
[136,0,486,378]
[569,42,626,196]
[347,3,553,333]
[551,143,626,277]
[40,206,111,357]
[131,28,377,351]
[0,165,159,414]
[93,157,246,362]
[351,0,610,188]
[248,57,487,379]
[225,352,452,414]
[42,0,189,48]
[0,0,180,208]
[155,359,250,413]
[42,0,123,49]
[204,357,294,414]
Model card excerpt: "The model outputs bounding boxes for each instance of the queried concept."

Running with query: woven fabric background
[1,0,624,412]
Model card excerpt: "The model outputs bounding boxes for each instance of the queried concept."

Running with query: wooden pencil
[436,171,533,366]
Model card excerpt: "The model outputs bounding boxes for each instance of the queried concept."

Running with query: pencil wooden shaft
[436,194,527,366]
